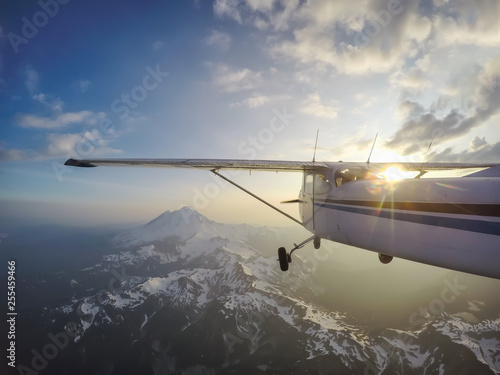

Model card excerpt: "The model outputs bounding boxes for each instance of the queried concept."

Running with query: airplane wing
[368,162,500,178]
[381,162,499,171]
[64,158,327,172]
[65,158,499,176]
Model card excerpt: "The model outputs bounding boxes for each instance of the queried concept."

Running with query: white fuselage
[299,163,500,279]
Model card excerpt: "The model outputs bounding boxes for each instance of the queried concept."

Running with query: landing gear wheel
[278,247,289,271]
[314,236,321,249]
[378,253,393,264]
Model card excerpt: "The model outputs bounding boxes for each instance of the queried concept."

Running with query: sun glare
[379,166,416,181]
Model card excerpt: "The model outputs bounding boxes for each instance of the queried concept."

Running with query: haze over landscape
[2,207,500,374]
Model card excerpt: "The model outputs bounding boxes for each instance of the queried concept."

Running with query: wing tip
[64,159,97,168]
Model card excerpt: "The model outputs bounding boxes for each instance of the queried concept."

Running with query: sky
[0,0,499,228]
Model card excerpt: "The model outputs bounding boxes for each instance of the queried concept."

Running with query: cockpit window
[335,169,351,187]
[334,166,416,187]
[334,168,367,187]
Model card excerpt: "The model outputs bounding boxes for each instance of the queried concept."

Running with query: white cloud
[214,0,300,30]
[253,16,269,30]
[213,0,243,23]
[390,67,428,91]
[300,93,338,119]
[211,64,262,92]
[25,66,39,95]
[393,100,424,121]
[46,130,121,158]
[271,1,433,75]
[232,95,270,108]
[16,110,105,129]
[78,80,91,93]
[230,94,290,108]
[0,128,121,162]
[431,0,500,47]
[213,0,493,78]
[32,93,47,104]
[246,0,273,13]
[386,57,500,155]
[32,93,64,112]
[46,132,83,155]
[205,30,231,51]
[212,0,500,80]
[0,146,26,161]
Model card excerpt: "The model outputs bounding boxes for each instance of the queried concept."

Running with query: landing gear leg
[277,235,316,272]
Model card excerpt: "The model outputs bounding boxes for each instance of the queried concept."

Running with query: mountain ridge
[11,206,500,374]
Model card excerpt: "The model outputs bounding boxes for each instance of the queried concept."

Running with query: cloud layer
[386,57,500,155]
[211,0,500,161]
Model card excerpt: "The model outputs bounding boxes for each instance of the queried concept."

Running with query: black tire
[378,253,393,264]
[314,236,321,249]
[278,247,289,271]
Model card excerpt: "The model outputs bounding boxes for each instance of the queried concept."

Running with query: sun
[379,166,415,181]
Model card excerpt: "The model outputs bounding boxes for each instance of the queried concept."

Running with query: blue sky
[1,0,499,227]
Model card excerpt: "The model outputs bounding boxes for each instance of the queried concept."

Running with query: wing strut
[312,129,319,231]
[366,132,378,165]
[211,170,303,226]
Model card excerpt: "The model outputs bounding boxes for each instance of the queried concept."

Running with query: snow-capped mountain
[13,207,500,374]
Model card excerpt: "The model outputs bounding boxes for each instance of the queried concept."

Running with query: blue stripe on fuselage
[315,202,500,236]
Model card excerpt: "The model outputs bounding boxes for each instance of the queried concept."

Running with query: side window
[304,174,314,195]
[304,173,331,194]
[314,174,331,194]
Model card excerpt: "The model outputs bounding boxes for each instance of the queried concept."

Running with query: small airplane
[65,153,500,279]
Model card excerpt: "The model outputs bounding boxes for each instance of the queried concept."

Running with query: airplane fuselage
[299,163,500,279]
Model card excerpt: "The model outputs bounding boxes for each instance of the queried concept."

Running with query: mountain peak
[146,206,209,227]
[114,206,214,246]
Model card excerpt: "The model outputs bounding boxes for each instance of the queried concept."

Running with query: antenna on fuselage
[415,134,436,178]
[366,132,378,165]
[312,129,319,163]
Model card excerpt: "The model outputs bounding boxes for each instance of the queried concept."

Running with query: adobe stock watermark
[16,267,127,375]
[178,106,295,218]
[7,0,71,54]
[363,276,468,375]
[52,64,169,181]
[340,0,404,60]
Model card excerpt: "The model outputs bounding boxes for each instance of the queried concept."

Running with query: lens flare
[379,166,414,181]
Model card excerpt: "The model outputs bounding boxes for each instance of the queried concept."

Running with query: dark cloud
[386,57,500,156]
[470,136,487,151]
[385,108,471,155]
[428,139,500,163]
